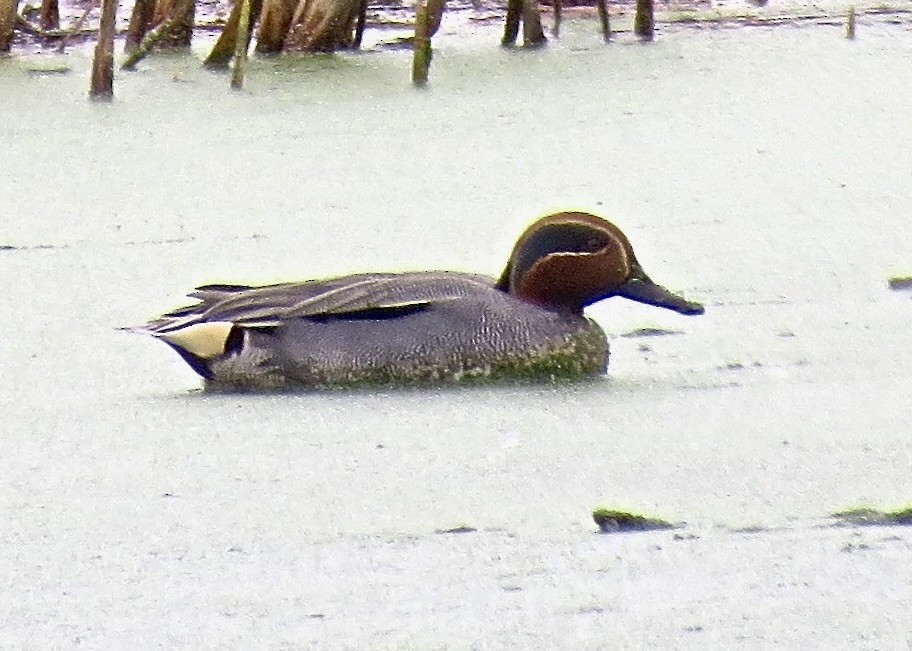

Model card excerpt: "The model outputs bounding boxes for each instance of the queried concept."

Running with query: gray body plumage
[142,272,610,390]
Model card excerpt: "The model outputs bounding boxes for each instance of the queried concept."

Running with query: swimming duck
[131,211,703,390]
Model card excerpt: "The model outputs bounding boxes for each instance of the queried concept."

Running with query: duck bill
[614,269,704,315]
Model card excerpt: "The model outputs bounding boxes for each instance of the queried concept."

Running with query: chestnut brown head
[496,212,704,316]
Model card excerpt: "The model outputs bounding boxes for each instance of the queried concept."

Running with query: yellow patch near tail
[158,322,235,359]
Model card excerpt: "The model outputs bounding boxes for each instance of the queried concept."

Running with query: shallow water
[2,20,912,648]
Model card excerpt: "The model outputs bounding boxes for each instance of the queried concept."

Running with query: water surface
[1,21,911,648]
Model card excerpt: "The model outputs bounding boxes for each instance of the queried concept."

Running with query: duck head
[495,212,704,316]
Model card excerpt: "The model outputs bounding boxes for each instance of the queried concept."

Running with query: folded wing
[133,271,495,337]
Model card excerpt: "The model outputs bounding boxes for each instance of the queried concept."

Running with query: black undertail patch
[224,325,246,355]
[165,342,214,380]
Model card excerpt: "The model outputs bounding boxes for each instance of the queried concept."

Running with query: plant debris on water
[618,327,683,338]
[434,525,478,534]
[887,276,912,290]
[831,506,912,526]
[592,508,675,533]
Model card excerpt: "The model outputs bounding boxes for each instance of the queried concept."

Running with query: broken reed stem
[596,0,609,41]
[846,5,855,39]
[121,0,194,70]
[634,0,653,40]
[230,0,251,89]
[551,0,561,37]
[203,0,254,69]
[56,2,94,52]
[411,1,431,87]
[14,9,93,42]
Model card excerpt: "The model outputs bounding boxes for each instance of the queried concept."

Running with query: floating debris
[592,508,674,533]
[0,243,60,252]
[727,524,769,534]
[672,532,699,540]
[719,360,763,371]
[831,506,912,526]
[618,327,682,338]
[887,276,912,290]
[434,524,477,534]
[26,63,72,76]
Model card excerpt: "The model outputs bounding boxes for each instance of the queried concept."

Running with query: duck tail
[120,320,240,380]
[161,341,215,380]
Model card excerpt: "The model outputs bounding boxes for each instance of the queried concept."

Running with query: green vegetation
[434,525,477,534]
[592,508,674,533]
[832,505,912,526]
[619,327,681,338]
[887,276,912,290]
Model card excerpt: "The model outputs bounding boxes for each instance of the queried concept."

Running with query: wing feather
[138,272,495,335]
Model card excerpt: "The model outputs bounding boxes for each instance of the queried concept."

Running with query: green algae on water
[887,276,912,290]
[434,524,477,534]
[592,508,674,533]
[831,505,912,526]
[618,327,682,338]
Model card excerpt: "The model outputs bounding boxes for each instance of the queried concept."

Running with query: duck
[130,211,704,390]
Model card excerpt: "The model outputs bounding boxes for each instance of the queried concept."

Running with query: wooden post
[89,0,118,100]
[520,0,545,47]
[230,0,251,89]
[502,0,521,46]
[426,0,444,37]
[551,0,561,37]
[0,0,17,52]
[40,0,60,30]
[502,0,544,47]
[255,0,294,53]
[283,0,362,53]
[352,0,366,48]
[125,0,155,53]
[634,0,653,40]
[412,1,431,87]
[150,0,196,47]
[846,5,855,39]
[596,0,609,42]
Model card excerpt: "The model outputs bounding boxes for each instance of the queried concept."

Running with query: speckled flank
[206,319,608,391]
[208,345,289,391]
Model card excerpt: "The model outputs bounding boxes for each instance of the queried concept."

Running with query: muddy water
[2,20,911,648]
